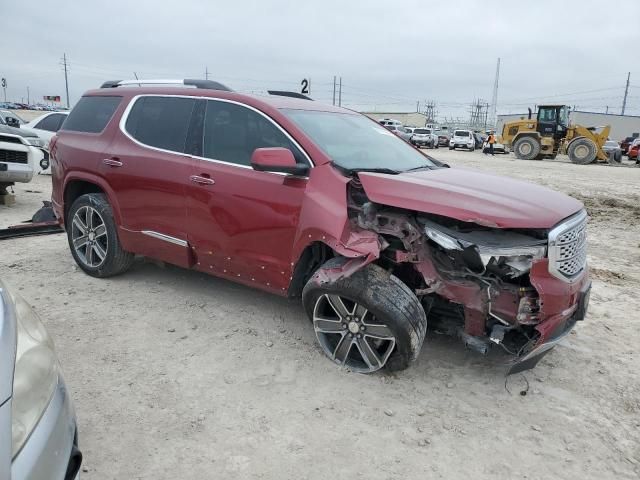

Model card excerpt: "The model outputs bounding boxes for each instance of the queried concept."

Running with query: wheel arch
[287,241,335,298]
[512,132,541,144]
[63,173,121,226]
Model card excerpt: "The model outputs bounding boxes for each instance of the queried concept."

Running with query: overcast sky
[2,0,639,119]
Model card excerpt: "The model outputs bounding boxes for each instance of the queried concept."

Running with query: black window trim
[119,94,314,173]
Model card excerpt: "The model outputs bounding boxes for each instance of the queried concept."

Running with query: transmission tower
[423,100,437,124]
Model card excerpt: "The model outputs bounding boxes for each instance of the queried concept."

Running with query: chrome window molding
[117,94,314,175]
[548,209,588,283]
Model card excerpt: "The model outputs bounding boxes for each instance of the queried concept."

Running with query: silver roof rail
[100,79,233,91]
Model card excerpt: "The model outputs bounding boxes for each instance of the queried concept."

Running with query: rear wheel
[568,137,597,165]
[302,259,427,373]
[67,193,134,278]
[513,137,541,160]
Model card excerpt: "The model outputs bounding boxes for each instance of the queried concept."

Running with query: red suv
[50,79,591,374]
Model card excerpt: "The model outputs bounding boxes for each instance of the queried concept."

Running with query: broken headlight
[423,220,546,278]
[476,245,546,278]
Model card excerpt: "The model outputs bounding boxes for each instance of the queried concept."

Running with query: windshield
[559,106,569,126]
[282,109,436,172]
[415,129,431,134]
[454,130,469,137]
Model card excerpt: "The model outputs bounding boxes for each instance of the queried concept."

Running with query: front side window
[62,96,122,133]
[538,107,557,123]
[125,96,196,153]
[202,100,303,166]
[282,109,436,172]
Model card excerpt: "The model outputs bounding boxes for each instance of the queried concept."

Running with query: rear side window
[62,96,121,133]
[125,96,196,153]
[34,114,66,132]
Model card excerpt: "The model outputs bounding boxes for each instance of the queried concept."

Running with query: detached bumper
[11,375,82,480]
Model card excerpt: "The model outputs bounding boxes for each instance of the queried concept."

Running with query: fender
[62,171,123,227]
[289,163,383,281]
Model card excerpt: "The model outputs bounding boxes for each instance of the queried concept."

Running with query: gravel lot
[1,151,639,479]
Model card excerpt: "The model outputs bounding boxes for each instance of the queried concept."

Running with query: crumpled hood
[357,167,584,229]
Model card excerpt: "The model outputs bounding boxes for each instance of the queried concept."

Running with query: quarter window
[202,100,303,166]
[125,96,196,153]
[62,96,121,133]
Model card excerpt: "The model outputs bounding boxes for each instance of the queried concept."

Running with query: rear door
[101,95,199,267]
[186,99,310,293]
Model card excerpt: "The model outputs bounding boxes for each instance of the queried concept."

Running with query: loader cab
[536,105,569,139]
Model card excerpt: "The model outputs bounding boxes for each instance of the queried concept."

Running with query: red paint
[358,168,583,229]
[250,147,297,169]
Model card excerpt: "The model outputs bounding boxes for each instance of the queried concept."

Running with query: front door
[186,99,310,293]
[101,95,199,267]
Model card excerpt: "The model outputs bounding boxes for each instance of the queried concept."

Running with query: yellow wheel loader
[500,105,614,164]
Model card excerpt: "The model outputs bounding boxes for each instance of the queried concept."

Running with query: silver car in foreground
[1,280,81,480]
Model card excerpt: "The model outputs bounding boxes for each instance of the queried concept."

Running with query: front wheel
[67,193,134,278]
[568,137,597,165]
[302,260,427,373]
[513,137,541,160]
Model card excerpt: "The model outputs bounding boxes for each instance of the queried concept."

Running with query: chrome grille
[548,210,588,281]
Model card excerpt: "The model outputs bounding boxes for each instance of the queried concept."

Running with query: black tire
[302,258,427,373]
[67,193,134,278]
[513,137,541,160]
[449,146,454,150]
[567,137,597,165]
[469,146,475,152]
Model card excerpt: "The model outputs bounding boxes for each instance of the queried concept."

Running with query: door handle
[189,175,215,185]
[103,158,123,167]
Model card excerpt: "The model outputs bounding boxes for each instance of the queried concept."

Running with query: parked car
[0,124,46,191]
[51,79,591,374]
[473,132,484,149]
[628,138,640,161]
[437,134,450,147]
[0,109,26,128]
[482,139,509,154]
[620,136,637,156]
[449,130,476,151]
[602,140,622,162]
[22,112,69,173]
[1,279,82,479]
[378,118,402,127]
[411,128,438,148]
[385,125,412,142]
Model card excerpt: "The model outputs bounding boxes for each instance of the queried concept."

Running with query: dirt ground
[1,151,639,479]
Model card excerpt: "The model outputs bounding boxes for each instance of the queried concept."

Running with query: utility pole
[62,53,70,108]
[332,76,336,105]
[490,57,500,127]
[338,77,342,107]
[416,100,420,113]
[605,105,609,114]
[205,66,209,80]
[621,72,630,115]
[26,86,30,105]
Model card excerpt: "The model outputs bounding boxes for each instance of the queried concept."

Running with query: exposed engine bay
[346,177,553,361]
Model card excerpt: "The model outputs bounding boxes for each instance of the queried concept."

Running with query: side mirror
[6,117,20,128]
[250,147,309,176]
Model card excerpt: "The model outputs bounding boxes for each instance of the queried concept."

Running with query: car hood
[357,167,584,229]
[0,124,38,138]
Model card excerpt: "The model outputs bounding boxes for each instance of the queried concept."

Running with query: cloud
[2,0,639,116]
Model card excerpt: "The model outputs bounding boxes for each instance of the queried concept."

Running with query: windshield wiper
[347,167,401,175]
[404,164,435,172]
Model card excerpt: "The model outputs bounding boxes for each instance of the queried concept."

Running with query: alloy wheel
[313,294,396,373]
[71,206,108,268]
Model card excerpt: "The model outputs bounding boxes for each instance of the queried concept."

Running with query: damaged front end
[345,177,591,373]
